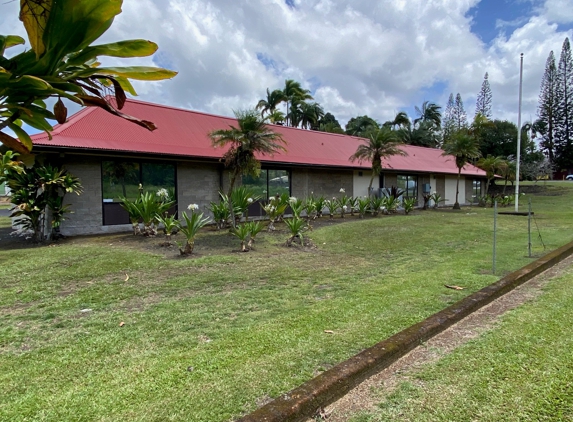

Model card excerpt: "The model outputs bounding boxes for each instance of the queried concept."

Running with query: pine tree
[555,37,573,171]
[536,51,558,165]
[475,72,493,119]
[453,93,468,131]
[442,93,455,142]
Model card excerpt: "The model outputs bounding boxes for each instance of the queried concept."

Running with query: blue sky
[1,0,573,129]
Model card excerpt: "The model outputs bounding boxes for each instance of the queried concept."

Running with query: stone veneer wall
[291,168,353,198]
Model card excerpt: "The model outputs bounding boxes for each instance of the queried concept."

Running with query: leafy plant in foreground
[403,197,416,214]
[230,223,251,252]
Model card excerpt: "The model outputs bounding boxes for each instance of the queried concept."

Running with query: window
[396,174,418,199]
[242,168,290,201]
[472,180,481,199]
[101,161,176,225]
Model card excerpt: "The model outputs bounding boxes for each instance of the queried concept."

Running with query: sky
[1,0,573,130]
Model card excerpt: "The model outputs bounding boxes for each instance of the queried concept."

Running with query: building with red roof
[30,99,486,235]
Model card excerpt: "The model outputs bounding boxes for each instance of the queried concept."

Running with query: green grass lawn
[1,183,572,421]
[350,257,573,422]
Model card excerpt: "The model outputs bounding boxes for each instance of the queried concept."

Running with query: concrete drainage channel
[238,240,573,422]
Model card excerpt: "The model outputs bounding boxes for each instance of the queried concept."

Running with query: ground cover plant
[0,182,572,421]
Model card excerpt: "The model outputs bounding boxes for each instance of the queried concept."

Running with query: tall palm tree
[477,155,505,196]
[209,109,286,196]
[300,102,324,129]
[256,88,285,119]
[282,79,313,126]
[397,120,439,148]
[349,127,407,194]
[414,101,442,129]
[442,131,482,209]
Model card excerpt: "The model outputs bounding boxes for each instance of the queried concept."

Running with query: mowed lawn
[1,183,572,421]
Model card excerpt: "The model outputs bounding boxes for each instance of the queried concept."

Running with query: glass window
[396,174,418,199]
[242,170,268,199]
[102,161,140,202]
[268,169,290,198]
[241,168,290,200]
[102,160,177,225]
[473,180,481,198]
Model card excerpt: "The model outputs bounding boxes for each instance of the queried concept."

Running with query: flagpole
[515,53,523,212]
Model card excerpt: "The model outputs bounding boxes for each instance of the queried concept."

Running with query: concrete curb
[238,240,573,422]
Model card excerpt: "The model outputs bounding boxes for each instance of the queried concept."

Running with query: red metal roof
[31,98,486,177]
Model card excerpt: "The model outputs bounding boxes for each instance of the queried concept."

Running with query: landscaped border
[238,240,573,422]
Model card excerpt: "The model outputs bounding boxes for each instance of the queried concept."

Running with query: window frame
[100,159,178,226]
[396,174,418,200]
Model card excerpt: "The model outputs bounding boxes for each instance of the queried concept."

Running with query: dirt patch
[315,254,573,422]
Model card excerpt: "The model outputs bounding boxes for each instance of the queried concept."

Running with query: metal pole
[528,198,532,258]
[493,200,497,274]
[515,53,524,212]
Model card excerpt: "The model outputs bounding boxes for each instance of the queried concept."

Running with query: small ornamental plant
[337,193,350,218]
[430,192,444,209]
[325,198,338,219]
[314,195,326,218]
[403,197,416,215]
[209,195,231,230]
[285,216,307,247]
[230,223,251,252]
[303,198,318,220]
[357,197,370,218]
[262,196,287,231]
[369,196,384,216]
[348,196,358,216]
[246,221,263,249]
[289,196,304,218]
[156,213,178,244]
[176,206,210,255]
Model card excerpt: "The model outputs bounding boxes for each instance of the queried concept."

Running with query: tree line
[534,37,573,174]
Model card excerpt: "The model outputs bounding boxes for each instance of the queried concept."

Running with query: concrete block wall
[291,168,353,199]
[60,157,133,236]
[177,162,221,216]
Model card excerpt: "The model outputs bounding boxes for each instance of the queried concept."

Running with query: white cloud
[1,0,572,129]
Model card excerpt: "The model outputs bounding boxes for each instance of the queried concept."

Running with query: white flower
[187,203,199,211]
[342,205,348,211]
[247,197,253,204]
[504,196,508,199]
[289,196,297,203]
[380,206,386,210]
[339,188,345,193]
[156,188,169,198]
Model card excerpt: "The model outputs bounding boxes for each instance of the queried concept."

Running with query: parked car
[566,175,573,180]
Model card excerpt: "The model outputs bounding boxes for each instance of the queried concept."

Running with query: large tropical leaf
[0,35,26,56]
[40,0,122,71]
[66,40,159,66]
[72,66,177,81]
[0,129,30,153]
[19,0,52,58]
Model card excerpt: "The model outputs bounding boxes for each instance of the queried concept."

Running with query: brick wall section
[292,168,353,198]
[177,162,221,216]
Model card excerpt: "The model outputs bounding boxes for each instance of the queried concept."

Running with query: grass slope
[1,182,572,421]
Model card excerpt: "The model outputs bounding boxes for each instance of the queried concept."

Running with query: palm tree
[499,160,516,194]
[442,131,482,209]
[477,155,505,196]
[264,109,285,125]
[256,88,285,119]
[349,127,407,194]
[209,109,286,196]
[299,102,324,129]
[283,79,313,126]
[397,120,439,148]
[414,101,441,129]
